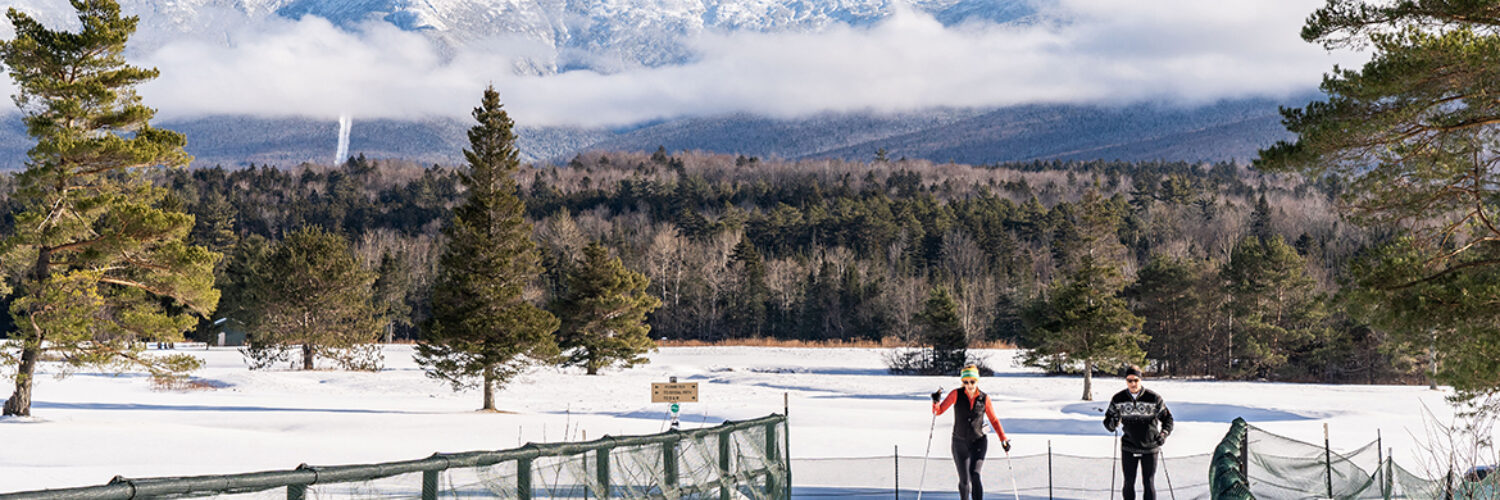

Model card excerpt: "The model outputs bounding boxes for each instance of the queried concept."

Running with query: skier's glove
[930,390,942,403]
[1002,440,1011,453]
[1158,430,1170,444]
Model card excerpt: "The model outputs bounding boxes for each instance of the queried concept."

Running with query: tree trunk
[1082,358,1093,401]
[7,248,53,417]
[586,353,599,375]
[302,344,315,370]
[482,368,496,411]
[3,344,39,417]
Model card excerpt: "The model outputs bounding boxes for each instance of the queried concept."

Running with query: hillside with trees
[0,147,1425,386]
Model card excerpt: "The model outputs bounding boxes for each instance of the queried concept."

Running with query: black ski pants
[1121,450,1158,500]
[952,436,987,500]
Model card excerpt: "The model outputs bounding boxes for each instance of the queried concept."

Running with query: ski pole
[1003,448,1021,500]
[1110,429,1119,500]
[1160,452,1176,500]
[916,394,939,500]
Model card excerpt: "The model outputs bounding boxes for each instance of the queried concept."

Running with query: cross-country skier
[931,365,1010,500]
[1103,365,1174,500]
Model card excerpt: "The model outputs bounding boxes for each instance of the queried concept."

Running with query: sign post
[652,376,699,430]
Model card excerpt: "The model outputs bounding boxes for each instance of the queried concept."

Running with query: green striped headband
[960,366,979,380]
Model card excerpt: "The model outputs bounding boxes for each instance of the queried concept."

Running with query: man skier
[931,365,1011,500]
[1103,365,1174,500]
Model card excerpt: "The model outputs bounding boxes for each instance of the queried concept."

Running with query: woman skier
[931,365,1011,500]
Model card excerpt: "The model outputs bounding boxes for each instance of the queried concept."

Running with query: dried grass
[655,337,1014,349]
[150,376,223,392]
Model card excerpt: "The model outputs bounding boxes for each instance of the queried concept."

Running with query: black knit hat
[1124,365,1142,378]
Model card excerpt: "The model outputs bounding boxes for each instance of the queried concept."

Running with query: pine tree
[417,86,559,411]
[1219,235,1327,379]
[0,0,220,416]
[551,242,662,375]
[240,227,384,371]
[190,190,239,256]
[1127,256,1211,376]
[372,251,414,342]
[1023,259,1146,400]
[728,237,769,337]
[1022,191,1143,400]
[916,286,968,375]
[1258,1,1500,398]
[1249,193,1273,242]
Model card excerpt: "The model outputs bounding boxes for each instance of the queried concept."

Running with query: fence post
[597,446,612,499]
[766,421,780,500]
[664,436,680,498]
[1324,423,1333,499]
[1376,430,1384,500]
[722,430,734,500]
[519,458,533,500]
[1048,440,1054,500]
[1385,447,1393,500]
[782,408,791,500]
[894,445,899,500]
[422,469,439,500]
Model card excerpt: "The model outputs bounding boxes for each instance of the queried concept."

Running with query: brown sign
[651,382,699,403]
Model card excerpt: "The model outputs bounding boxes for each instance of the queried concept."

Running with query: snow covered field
[0,345,1485,496]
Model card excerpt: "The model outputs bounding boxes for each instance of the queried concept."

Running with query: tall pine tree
[417,86,559,411]
[1258,1,1500,399]
[0,0,219,416]
[1022,190,1144,400]
[551,242,662,375]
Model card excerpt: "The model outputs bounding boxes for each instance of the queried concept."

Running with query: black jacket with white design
[1103,388,1174,454]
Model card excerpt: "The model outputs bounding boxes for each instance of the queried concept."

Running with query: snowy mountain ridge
[4,0,1039,73]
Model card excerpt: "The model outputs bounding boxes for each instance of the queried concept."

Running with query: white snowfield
[0,345,1485,497]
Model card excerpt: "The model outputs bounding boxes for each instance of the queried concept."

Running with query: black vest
[951,389,988,440]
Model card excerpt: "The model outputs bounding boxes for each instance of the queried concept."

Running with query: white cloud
[8,0,1364,127]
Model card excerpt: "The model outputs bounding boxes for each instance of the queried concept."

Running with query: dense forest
[0,150,1425,384]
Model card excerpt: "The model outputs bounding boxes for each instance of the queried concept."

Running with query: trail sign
[652,382,699,403]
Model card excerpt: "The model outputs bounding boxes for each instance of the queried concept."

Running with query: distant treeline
[0,150,1425,384]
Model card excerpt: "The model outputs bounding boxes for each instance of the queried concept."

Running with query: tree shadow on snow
[1060,401,1317,423]
[31,401,438,415]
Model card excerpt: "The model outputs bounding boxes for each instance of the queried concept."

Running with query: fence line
[0,414,790,500]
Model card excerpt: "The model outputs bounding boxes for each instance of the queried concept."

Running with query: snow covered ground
[0,345,1486,497]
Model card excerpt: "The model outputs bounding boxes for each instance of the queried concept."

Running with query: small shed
[212,317,247,347]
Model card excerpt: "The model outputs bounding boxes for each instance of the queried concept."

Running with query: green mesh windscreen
[0,415,790,500]
[1209,417,1499,500]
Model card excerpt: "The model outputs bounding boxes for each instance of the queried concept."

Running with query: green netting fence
[0,414,789,500]
[1209,417,1498,499]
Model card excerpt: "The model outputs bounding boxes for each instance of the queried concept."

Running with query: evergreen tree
[240,227,384,371]
[727,237,769,337]
[916,286,968,375]
[0,0,219,416]
[551,242,662,375]
[1219,235,1326,379]
[1258,1,1500,398]
[1249,193,1273,242]
[372,251,414,342]
[1127,256,1211,376]
[1023,190,1143,400]
[417,86,559,411]
[1023,258,1146,400]
[190,190,239,257]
